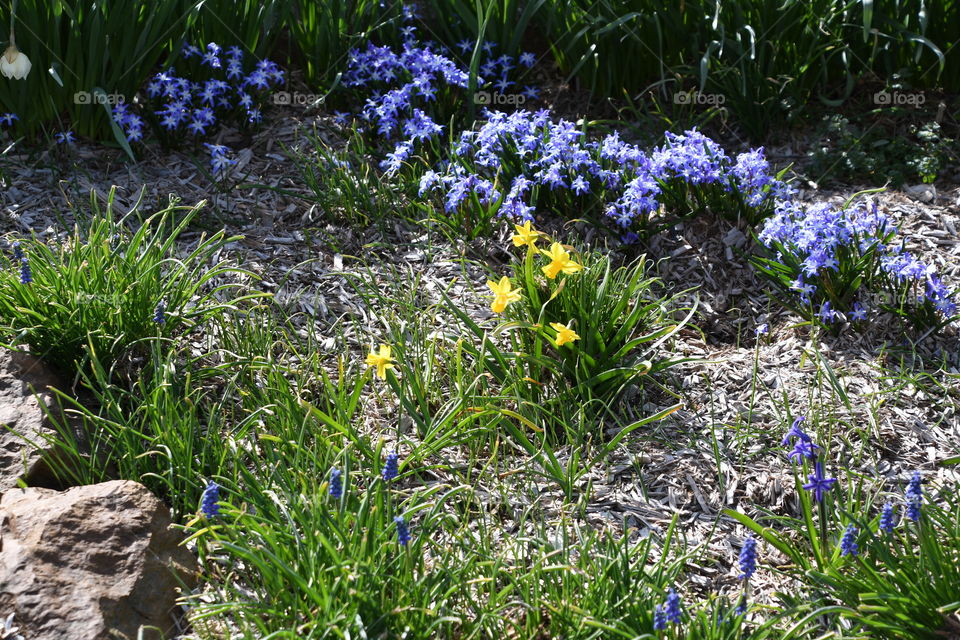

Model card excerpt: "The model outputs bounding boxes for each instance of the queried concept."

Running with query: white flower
[1,46,31,80]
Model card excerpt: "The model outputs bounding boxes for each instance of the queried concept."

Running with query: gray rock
[0,480,197,640]
[0,350,64,493]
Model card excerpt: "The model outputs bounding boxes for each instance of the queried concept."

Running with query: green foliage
[424,0,548,58]
[510,239,691,409]
[185,0,284,56]
[285,0,402,88]
[807,482,960,639]
[535,0,956,139]
[288,129,424,227]
[811,115,957,187]
[0,190,256,373]
[0,0,193,139]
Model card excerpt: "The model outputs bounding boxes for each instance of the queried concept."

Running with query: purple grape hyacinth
[906,471,923,521]
[840,524,858,556]
[664,588,682,624]
[200,480,220,518]
[394,515,410,546]
[329,468,343,499]
[879,502,896,534]
[739,535,757,580]
[382,450,399,481]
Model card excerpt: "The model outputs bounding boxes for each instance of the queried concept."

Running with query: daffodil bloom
[1,46,31,80]
[550,322,580,346]
[365,344,395,379]
[487,275,521,313]
[511,220,542,248]
[541,242,583,279]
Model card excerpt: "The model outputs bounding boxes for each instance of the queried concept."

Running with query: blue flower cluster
[0,113,17,128]
[115,43,282,146]
[204,143,237,176]
[879,502,897,533]
[783,416,837,503]
[19,257,31,285]
[757,199,956,324]
[418,110,791,232]
[341,26,539,174]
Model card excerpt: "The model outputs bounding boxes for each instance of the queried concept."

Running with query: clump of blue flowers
[341,26,540,175]
[115,43,283,146]
[879,502,897,534]
[663,588,683,624]
[204,143,237,177]
[418,109,792,237]
[739,535,757,580]
[18,257,31,285]
[755,198,956,331]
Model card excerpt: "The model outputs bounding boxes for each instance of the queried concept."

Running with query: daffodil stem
[8,0,16,48]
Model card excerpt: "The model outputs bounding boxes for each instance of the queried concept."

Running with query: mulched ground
[2,105,959,630]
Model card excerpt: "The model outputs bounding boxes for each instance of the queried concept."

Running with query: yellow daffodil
[365,344,395,379]
[511,220,542,248]
[487,275,521,313]
[541,242,583,279]
[550,322,580,346]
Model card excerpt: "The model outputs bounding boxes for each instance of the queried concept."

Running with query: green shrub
[0,0,193,139]
[0,189,256,373]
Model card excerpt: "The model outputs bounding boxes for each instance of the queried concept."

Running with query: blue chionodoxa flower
[803,461,837,503]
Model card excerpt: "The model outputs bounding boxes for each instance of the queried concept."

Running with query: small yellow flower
[541,242,583,279]
[487,276,521,313]
[511,221,542,248]
[550,322,580,346]
[365,344,395,379]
